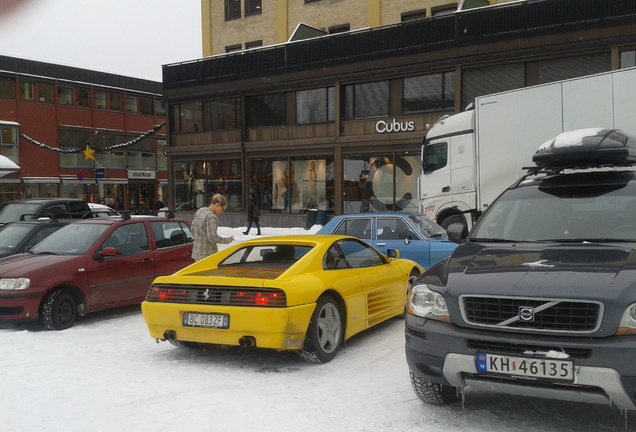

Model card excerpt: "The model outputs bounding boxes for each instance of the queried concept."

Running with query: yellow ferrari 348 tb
[141,235,423,362]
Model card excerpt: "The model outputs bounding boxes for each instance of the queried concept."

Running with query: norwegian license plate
[476,353,574,382]
[183,312,229,329]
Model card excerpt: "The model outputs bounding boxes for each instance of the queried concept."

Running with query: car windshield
[30,223,108,255]
[0,203,40,223]
[408,214,447,238]
[0,224,31,249]
[219,244,313,269]
[472,174,636,242]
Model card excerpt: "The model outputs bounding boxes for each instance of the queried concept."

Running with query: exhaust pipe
[163,330,177,341]
[239,336,256,347]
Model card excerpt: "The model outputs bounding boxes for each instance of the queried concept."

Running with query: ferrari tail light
[148,287,188,302]
[146,284,287,307]
[231,291,286,307]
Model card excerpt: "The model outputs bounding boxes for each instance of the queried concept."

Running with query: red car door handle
[142,258,154,264]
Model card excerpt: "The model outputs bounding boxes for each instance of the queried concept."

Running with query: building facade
[0,56,168,212]
[202,0,513,55]
[166,0,636,227]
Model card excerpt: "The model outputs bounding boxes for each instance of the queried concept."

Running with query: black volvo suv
[406,128,636,412]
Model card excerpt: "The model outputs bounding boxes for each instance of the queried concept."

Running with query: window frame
[225,0,241,20]
[244,0,261,16]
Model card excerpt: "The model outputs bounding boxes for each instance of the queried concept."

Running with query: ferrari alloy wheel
[301,295,343,363]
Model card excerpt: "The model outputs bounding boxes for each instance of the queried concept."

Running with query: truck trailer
[420,67,636,229]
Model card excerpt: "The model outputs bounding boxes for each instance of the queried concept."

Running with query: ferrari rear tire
[42,289,77,331]
[300,295,343,363]
[410,370,460,405]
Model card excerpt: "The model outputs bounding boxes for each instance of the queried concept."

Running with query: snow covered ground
[2,226,635,431]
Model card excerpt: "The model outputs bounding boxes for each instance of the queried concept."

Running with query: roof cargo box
[533,128,636,169]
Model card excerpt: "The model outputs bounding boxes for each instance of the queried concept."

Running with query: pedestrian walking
[243,194,262,235]
[191,193,234,261]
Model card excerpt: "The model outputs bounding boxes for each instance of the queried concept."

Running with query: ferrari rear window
[219,244,313,268]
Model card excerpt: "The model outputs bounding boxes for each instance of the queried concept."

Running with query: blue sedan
[317,212,457,269]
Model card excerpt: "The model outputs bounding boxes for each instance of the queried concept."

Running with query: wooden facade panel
[171,130,241,147]
[247,123,336,142]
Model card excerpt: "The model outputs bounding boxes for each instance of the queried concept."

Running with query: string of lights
[20,121,166,154]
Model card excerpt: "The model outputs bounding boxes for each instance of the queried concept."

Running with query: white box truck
[420,67,636,229]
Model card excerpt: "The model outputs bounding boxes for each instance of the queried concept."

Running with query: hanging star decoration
[83,145,96,161]
[19,121,166,155]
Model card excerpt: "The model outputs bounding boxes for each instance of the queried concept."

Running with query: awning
[22,177,61,184]
[0,155,20,178]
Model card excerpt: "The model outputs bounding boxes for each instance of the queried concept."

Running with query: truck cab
[420,110,476,229]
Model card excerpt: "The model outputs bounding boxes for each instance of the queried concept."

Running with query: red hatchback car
[0,216,193,330]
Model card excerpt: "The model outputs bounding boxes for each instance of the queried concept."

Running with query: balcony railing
[163,0,636,90]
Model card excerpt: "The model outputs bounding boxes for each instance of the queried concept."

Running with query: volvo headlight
[407,284,450,322]
[0,278,30,290]
[617,303,636,335]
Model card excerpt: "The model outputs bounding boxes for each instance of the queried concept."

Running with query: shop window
[140,96,154,115]
[60,182,91,200]
[343,81,389,119]
[126,95,138,113]
[621,50,636,68]
[127,151,155,170]
[110,93,123,111]
[344,152,419,213]
[0,183,19,202]
[97,183,125,211]
[210,97,241,130]
[93,91,107,109]
[77,88,90,107]
[403,71,455,114]
[179,102,203,132]
[248,157,333,214]
[41,183,58,199]
[93,144,126,170]
[246,93,285,127]
[296,87,334,124]
[244,40,263,50]
[245,0,261,16]
[19,81,34,101]
[58,86,72,105]
[38,82,54,103]
[60,150,94,168]
[111,151,126,169]
[225,0,241,20]
[401,9,427,21]
[173,159,243,212]
[0,77,15,99]
[59,129,93,167]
